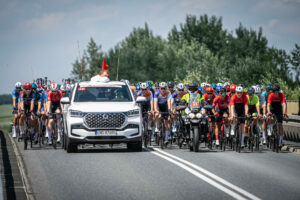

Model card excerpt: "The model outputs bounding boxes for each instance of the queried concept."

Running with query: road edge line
[6,132,35,200]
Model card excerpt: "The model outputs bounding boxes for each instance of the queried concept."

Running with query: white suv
[61,80,146,153]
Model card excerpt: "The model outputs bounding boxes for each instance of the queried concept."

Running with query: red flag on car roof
[102,58,109,70]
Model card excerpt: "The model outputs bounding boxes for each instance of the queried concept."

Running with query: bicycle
[268,114,288,153]
[22,111,33,150]
[246,115,260,152]
[142,112,152,148]
[232,116,246,153]
[38,114,46,147]
[48,113,61,149]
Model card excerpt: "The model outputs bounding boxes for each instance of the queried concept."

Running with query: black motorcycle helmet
[247,87,255,95]
[188,82,198,93]
[272,84,280,92]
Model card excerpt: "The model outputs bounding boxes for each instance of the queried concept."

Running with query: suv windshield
[74,85,133,102]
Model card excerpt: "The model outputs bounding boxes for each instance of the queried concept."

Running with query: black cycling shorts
[215,108,229,123]
[50,102,61,114]
[270,107,283,123]
[158,104,169,120]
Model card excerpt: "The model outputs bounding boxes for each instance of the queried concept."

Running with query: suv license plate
[95,130,117,136]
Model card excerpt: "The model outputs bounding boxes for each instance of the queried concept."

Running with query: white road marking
[151,151,248,200]
[153,148,261,200]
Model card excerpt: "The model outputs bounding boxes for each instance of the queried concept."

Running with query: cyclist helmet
[266,83,272,90]
[65,84,72,92]
[188,82,198,93]
[236,86,243,93]
[32,83,38,89]
[211,83,217,89]
[146,81,152,88]
[224,82,230,87]
[140,82,148,90]
[216,86,222,92]
[225,85,230,92]
[272,84,280,92]
[60,85,66,92]
[230,84,236,92]
[219,88,227,95]
[205,83,211,88]
[254,86,261,94]
[217,83,223,87]
[23,82,32,90]
[247,87,255,95]
[201,82,206,88]
[50,83,59,91]
[159,82,167,88]
[206,87,213,93]
[15,82,22,89]
[168,81,175,88]
[177,83,185,91]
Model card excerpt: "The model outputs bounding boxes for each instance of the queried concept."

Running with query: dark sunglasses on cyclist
[24,88,31,91]
[178,89,184,92]
[161,88,166,90]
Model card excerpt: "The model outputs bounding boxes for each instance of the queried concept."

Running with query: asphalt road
[15,141,300,200]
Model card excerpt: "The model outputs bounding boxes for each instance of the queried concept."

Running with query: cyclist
[230,86,249,148]
[170,83,187,133]
[154,82,172,145]
[168,81,175,94]
[46,83,63,145]
[212,88,230,145]
[267,84,288,147]
[138,82,154,140]
[254,86,266,143]
[12,82,22,138]
[19,83,36,138]
[245,87,261,141]
[262,84,272,141]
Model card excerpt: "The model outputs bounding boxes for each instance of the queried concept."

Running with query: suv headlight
[69,109,85,118]
[126,109,139,117]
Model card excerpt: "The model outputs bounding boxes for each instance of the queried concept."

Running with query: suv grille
[84,113,126,129]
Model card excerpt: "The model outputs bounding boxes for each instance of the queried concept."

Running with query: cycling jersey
[213,95,230,110]
[12,89,21,103]
[268,92,286,123]
[154,90,172,105]
[19,91,35,106]
[203,93,216,105]
[48,91,63,102]
[231,93,248,123]
[247,94,260,114]
[137,90,153,102]
[261,91,270,106]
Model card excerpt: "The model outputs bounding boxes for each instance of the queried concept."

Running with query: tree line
[71,14,300,99]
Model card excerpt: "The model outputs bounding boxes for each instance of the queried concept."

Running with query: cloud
[24,12,65,31]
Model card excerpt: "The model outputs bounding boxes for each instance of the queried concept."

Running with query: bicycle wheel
[250,125,254,152]
[160,122,165,149]
[143,120,148,148]
[38,119,43,147]
[24,129,28,150]
[53,121,57,149]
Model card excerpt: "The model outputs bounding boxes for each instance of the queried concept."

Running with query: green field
[0,104,13,132]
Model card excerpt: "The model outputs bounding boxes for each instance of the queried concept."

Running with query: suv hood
[69,102,138,113]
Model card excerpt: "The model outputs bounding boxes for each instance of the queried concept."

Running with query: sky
[0,0,299,94]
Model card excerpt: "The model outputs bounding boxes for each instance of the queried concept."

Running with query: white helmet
[217,83,223,87]
[254,86,261,94]
[140,82,147,90]
[15,82,22,89]
[177,83,185,90]
[224,82,230,87]
[65,84,72,92]
[201,82,206,88]
[236,86,243,92]
[50,83,59,91]
[159,82,167,88]
[60,85,66,92]
[205,83,211,87]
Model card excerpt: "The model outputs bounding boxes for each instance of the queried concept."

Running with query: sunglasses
[207,93,213,95]
[178,89,184,92]
[161,88,166,90]
[24,88,31,91]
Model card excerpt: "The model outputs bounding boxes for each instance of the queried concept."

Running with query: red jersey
[203,93,216,105]
[267,93,286,104]
[230,93,248,106]
[213,95,230,109]
[48,91,63,102]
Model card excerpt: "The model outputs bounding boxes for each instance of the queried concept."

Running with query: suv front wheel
[66,135,78,153]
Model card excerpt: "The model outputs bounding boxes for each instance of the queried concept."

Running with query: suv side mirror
[61,97,70,104]
[136,96,147,104]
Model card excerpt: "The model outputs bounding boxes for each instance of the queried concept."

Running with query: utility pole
[77,41,83,81]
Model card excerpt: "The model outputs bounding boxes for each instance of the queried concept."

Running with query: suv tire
[66,135,78,153]
[127,141,142,152]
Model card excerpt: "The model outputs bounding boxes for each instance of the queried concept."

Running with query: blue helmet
[31,83,38,89]
[146,81,152,88]
[266,84,272,90]
[211,83,217,89]
[216,86,222,92]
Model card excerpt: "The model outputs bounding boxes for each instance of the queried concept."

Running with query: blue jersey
[19,91,35,106]
[261,91,269,107]
[12,89,20,103]
[154,90,172,105]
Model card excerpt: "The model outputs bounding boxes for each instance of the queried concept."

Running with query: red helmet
[230,84,236,92]
[23,82,32,90]
[50,83,59,91]
[206,87,213,93]
[225,85,230,92]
